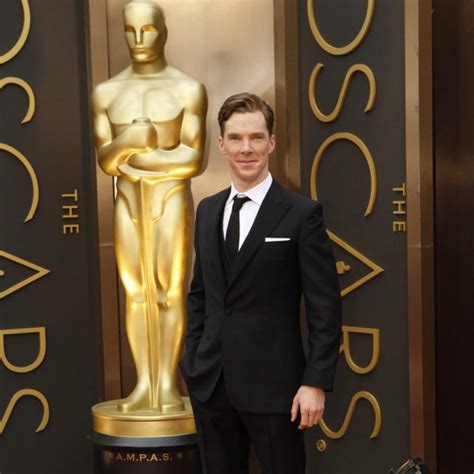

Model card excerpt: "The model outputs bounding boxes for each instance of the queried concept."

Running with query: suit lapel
[227,181,290,291]
[203,187,230,290]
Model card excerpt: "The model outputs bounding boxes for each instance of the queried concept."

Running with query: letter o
[307,0,376,56]
[0,1,32,64]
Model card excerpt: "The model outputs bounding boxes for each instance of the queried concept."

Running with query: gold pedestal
[92,397,196,438]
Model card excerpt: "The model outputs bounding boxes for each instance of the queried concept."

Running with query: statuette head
[123,0,167,63]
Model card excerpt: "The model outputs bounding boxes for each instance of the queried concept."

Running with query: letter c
[310,133,377,217]
[0,143,39,222]
[0,77,36,123]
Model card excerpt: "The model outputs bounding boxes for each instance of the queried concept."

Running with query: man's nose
[241,138,252,154]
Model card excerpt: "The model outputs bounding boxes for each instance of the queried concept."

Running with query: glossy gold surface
[92,397,196,437]
[91,0,207,419]
[99,0,275,397]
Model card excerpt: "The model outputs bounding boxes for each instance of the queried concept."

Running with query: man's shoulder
[196,187,230,211]
[273,181,321,215]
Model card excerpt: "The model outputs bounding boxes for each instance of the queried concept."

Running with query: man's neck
[232,171,270,193]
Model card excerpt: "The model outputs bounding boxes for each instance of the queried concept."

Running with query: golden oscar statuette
[90,1,207,470]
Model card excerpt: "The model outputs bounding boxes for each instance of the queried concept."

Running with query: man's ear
[269,134,276,153]
[218,136,225,153]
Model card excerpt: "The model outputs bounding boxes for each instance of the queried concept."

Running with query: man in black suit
[180,93,342,474]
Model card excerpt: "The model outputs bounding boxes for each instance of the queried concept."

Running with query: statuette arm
[91,88,158,176]
[126,84,207,178]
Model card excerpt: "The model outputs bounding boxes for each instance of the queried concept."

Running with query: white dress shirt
[222,173,273,250]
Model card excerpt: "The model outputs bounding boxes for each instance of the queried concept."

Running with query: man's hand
[291,385,325,430]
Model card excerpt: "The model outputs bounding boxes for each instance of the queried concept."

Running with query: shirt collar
[227,173,273,205]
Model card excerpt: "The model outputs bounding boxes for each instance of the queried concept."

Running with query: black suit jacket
[180,180,342,414]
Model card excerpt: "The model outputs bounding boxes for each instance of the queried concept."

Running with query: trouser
[190,374,306,474]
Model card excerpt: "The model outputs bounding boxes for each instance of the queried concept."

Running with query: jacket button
[225,308,231,315]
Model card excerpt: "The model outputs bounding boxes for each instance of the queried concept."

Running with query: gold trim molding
[405,0,436,470]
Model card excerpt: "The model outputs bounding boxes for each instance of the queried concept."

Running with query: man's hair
[218,93,274,136]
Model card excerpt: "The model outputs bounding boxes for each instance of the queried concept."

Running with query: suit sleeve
[298,202,342,391]
[185,203,206,349]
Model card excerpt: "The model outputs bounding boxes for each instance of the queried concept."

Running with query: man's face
[219,111,275,189]
[123,4,166,63]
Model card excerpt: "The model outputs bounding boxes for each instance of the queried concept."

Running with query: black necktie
[225,195,251,263]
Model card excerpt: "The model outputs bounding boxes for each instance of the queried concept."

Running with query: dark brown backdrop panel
[297,0,410,472]
[0,1,102,473]
[434,1,474,473]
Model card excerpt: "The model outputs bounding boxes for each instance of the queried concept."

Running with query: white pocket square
[265,237,291,242]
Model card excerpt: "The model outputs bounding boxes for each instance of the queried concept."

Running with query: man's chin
[235,164,258,175]
[235,170,257,181]
[234,170,268,187]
